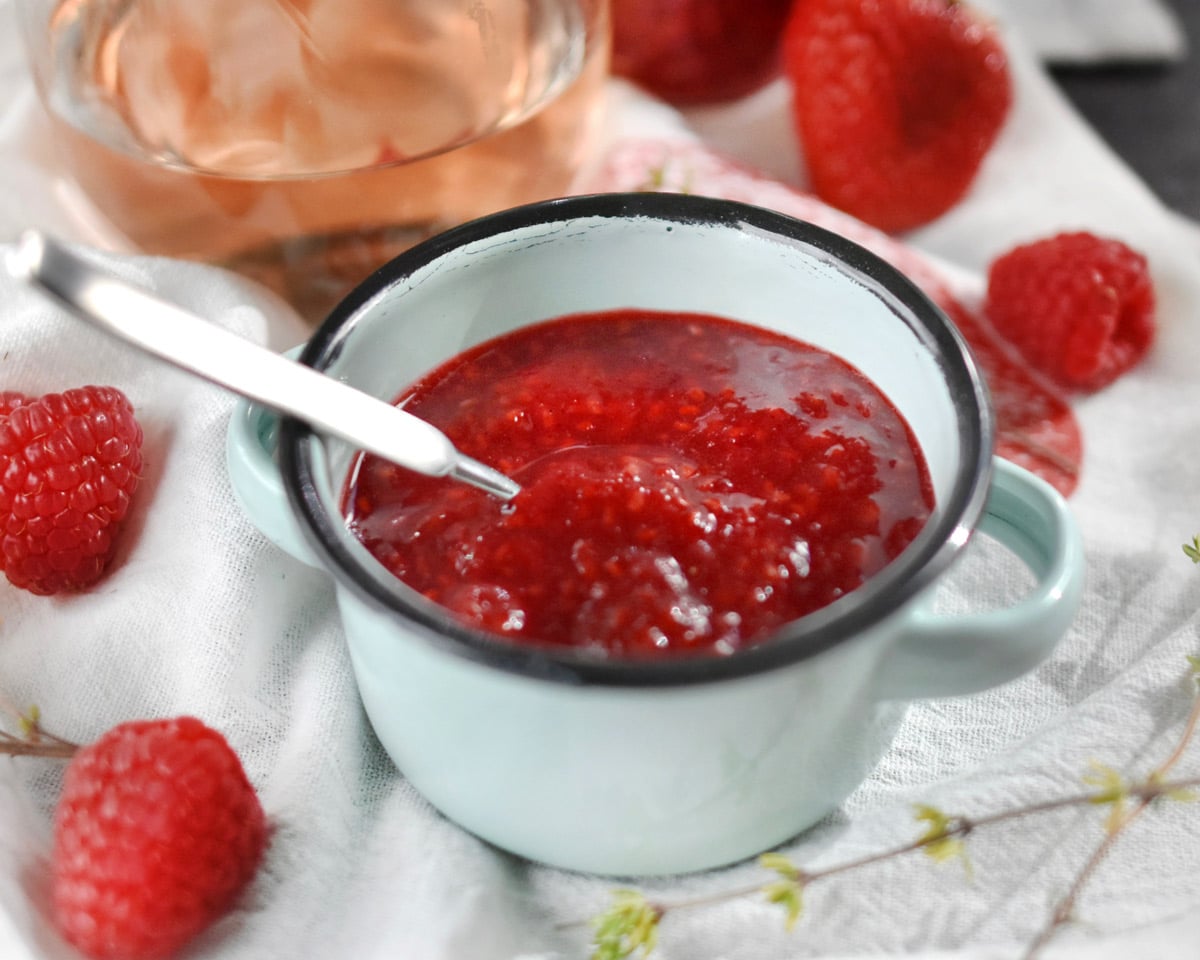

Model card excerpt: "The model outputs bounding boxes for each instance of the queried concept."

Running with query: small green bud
[591,890,661,960]
[759,852,806,931]
[914,804,971,876]
[1083,762,1130,834]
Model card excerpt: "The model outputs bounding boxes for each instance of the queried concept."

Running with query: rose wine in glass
[20,0,610,319]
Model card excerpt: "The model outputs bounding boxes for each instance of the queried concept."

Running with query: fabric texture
[1,1,1199,959]
[979,0,1187,63]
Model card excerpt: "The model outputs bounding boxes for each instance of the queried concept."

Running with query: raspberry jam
[342,310,934,658]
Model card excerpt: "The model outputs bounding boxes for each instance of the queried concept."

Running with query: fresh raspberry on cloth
[52,717,268,960]
[782,0,1012,232]
[0,385,143,594]
[611,0,794,105]
[984,232,1156,391]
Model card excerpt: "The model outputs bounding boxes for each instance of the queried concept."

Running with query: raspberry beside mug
[225,194,1084,875]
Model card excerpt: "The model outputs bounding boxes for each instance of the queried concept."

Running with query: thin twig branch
[0,738,78,760]
[0,698,80,758]
[566,774,1200,936]
[1021,689,1200,958]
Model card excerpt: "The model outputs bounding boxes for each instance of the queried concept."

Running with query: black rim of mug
[278,192,995,687]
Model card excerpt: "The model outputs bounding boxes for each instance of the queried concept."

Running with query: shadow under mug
[226,193,1084,876]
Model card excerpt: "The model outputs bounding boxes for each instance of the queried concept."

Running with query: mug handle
[874,457,1084,701]
[225,395,323,568]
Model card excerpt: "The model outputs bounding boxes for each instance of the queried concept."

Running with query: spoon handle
[7,230,519,500]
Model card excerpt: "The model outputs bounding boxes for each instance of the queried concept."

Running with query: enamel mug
[226,193,1084,876]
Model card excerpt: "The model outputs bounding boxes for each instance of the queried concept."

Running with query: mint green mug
[227,194,1084,876]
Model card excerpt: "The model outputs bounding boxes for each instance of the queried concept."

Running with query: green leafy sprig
[584,645,1200,960]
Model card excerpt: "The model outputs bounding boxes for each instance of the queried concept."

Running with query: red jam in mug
[342,310,934,658]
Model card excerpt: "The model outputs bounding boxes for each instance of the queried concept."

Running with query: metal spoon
[6,230,520,500]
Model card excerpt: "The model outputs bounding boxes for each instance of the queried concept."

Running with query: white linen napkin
[2,5,1200,960]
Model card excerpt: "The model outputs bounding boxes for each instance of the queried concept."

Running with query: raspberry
[984,232,1156,392]
[52,717,267,960]
[611,0,794,105]
[782,0,1012,232]
[0,385,143,594]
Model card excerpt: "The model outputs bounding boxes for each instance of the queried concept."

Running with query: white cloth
[2,3,1200,960]
[981,0,1187,63]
